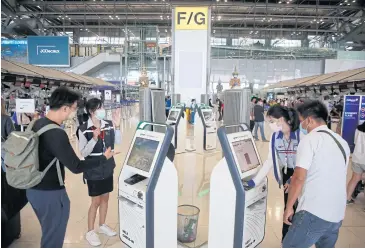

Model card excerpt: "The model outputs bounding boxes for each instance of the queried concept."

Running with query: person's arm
[78,129,98,158]
[46,129,108,174]
[250,134,274,186]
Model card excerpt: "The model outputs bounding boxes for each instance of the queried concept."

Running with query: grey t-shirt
[253,105,265,122]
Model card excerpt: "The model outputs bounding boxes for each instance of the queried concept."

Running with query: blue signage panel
[1,39,27,59]
[27,36,70,67]
[359,96,365,125]
[342,95,361,152]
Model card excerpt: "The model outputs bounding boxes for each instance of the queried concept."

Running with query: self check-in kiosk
[194,105,217,153]
[118,122,177,248]
[208,124,267,248]
[166,104,187,154]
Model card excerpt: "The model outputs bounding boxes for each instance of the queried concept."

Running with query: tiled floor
[9,114,365,248]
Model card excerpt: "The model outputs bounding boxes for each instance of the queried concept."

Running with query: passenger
[248,105,300,242]
[253,98,268,142]
[26,87,114,248]
[250,97,257,131]
[283,100,350,248]
[165,95,171,118]
[346,122,365,206]
[78,98,121,246]
[1,98,14,172]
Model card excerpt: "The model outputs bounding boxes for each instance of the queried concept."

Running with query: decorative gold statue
[139,67,149,87]
[229,66,241,89]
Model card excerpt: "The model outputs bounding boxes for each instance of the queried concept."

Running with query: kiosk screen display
[127,137,159,172]
[232,139,260,173]
[202,111,213,121]
[168,110,179,121]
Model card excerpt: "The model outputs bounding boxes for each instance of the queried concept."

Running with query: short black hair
[49,87,80,110]
[296,100,328,122]
[86,98,103,116]
[267,105,299,131]
[251,97,257,102]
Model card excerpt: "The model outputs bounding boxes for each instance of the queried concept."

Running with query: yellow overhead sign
[175,7,208,30]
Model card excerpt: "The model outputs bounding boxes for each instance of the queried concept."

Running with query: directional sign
[175,7,208,30]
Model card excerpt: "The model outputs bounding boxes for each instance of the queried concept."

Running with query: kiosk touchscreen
[118,122,177,248]
[195,106,217,153]
[166,105,187,153]
[208,126,267,248]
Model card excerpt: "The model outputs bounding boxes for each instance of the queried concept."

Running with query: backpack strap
[317,130,347,164]
[40,158,64,187]
[36,124,62,136]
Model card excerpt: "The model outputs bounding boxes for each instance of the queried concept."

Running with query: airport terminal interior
[1,0,365,248]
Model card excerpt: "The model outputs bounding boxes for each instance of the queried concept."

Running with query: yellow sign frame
[175,7,208,30]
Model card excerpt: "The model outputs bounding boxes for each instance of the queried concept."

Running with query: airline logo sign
[175,7,208,30]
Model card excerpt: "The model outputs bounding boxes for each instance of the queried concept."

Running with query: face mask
[300,119,309,135]
[95,109,106,120]
[269,122,282,133]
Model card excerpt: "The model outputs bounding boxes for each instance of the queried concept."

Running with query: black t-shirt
[253,104,265,122]
[32,118,107,190]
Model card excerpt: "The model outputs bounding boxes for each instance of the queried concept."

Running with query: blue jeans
[254,121,266,140]
[282,210,342,248]
[26,188,70,248]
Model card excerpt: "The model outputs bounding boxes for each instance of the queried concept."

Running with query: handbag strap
[317,130,347,164]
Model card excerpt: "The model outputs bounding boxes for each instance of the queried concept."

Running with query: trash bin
[177,205,200,243]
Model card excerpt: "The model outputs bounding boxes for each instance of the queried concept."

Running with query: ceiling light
[347,3,350,5]
[213,30,216,33]
[340,3,343,5]
[279,1,282,3]
[65,15,68,18]
[69,17,71,20]
[320,19,323,21]
[352,0,355,2]
[217,0,220,2]
[37,5,41,8]
[115,16,118,18]
[58,15,61,17]
[346,46,353,50]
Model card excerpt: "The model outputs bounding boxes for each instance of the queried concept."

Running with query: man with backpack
[2,87,114,248]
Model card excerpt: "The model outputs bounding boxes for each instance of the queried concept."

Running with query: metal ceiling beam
[46,25,339,33]
[338,22,365,42]
[17,1,363,10]
[15,12,363,20]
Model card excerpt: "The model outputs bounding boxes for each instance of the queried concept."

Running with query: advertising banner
[1,39,27,60]
[27,36,70,67]
[359,96,365,125]
[342,95,361,151]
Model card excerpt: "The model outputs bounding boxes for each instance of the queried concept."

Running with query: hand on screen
[104,147,114,160]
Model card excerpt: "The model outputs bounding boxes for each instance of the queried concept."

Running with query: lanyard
[283,138,291,174]
[92,127,106,152]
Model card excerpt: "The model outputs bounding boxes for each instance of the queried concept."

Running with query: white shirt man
[282,100,350,248]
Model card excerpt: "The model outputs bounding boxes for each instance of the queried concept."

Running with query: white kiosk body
[166,105,187,154]
[194,106,217,153]
[209,125,268,248]
[118,122,177,248]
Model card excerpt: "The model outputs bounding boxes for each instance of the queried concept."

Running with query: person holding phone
[77,98,121,247]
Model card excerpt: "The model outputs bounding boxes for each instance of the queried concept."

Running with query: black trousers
[282,167,297,242]
[250,120,255,131]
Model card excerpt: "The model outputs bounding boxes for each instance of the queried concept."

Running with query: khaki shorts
[352,162,365,174]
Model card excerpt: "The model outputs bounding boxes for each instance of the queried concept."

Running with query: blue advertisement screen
[342,95,360,151]
[27,36,70,67]
[1,39,27,59]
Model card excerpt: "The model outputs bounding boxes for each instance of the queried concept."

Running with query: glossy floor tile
[10,115,365,248]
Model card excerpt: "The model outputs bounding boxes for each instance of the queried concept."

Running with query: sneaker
[86,230,102,247]
[346,199,355,205]
[99,224,117,237]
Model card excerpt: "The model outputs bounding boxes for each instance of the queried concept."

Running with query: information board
[16,99,35,113]
[342,95,361,151]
